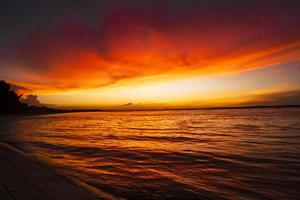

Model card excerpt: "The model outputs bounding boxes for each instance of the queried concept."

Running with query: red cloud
[6,3,300,92]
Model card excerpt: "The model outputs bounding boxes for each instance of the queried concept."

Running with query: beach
[0,142,106,200]
[0,115,117,200]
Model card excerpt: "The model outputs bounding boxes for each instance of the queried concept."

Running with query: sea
[1,108,300,199]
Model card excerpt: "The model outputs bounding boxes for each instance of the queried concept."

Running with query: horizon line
[60,104,300,113]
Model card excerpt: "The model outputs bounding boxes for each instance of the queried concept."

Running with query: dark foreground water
[2,108,300,199]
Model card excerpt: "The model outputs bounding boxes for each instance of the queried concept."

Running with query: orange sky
[1,1,300,109]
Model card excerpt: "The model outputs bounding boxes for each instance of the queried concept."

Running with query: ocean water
[2,108,300,199]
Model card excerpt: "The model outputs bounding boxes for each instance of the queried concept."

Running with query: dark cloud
[10,83,32,94]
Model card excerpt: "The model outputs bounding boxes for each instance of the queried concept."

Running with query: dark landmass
[0,80,104,115]
[0,80,64,115]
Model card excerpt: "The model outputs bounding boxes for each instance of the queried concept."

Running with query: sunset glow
[1,2,300,199]
[1,1,300,109]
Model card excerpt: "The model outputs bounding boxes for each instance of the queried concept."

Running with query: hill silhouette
[0,80,62,114]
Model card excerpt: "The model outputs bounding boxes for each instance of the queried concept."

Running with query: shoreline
[0,142,115,200]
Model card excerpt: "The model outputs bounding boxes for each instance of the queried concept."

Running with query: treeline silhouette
[0,80,62,114]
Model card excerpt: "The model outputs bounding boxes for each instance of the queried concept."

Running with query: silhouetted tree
[0,80,63,114]
[0,80,28,114]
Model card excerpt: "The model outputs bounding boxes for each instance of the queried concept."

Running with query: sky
[0,0,300,109]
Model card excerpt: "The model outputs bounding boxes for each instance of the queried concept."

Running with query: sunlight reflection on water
[5,108,300,199]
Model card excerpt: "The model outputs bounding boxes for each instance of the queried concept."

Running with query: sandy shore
[0,142,105,200]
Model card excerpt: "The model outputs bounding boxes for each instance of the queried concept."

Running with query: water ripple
[4,108,300,199]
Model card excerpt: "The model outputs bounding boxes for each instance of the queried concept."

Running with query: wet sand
[0,142,103,200]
